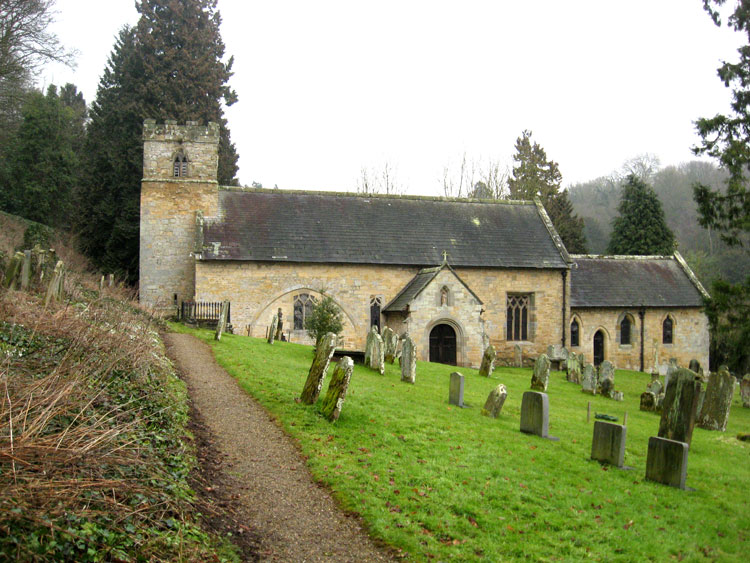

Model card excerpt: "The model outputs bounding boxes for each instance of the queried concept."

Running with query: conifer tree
[546,189,587,254]
[607,174,675,255]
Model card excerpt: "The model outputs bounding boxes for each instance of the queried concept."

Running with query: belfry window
[294,293,316,330]
[663,316,674,344]
[370,296,382,332]
[620,316,632,345]
[173,154,188,177]
[570,318,580,347]
[506,294,530,341]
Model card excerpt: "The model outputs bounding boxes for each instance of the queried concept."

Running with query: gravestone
[648,379,663,396]
[215,300,230,341]
[275,308,284,341]
[696,367,735,431]
[664,358,679,390]
[44,260,65,306]
[658,368,702,446]
[651,345,659,377]
[267,314,278,344]
[612,391,624,402]
[300,332,337,405]
[640,391,657,412]
[514,344,522,368]
[482,384,507,418]
[520,391,554,439]
[598,360,615,398]
[741,375,750,408]
[364,326,377,366]
[3,252,23,290]
[566,352,581,384]
[320,356,353,422]
[20,250,31,290]
[547,344,568,370]
[449,372,465,407]
[400,334,416,384]
[689,359,702,374]
[591,421,626,468]
[645,437,689,489]
[369,331,385,375]
[531,354,550,391]
[382,327,399,363]
[581,364,597,395]
[479,344,496,377]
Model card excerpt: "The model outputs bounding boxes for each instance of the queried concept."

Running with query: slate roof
[570,254,708,308]
[384,264,483,312]
[200,189,569,269]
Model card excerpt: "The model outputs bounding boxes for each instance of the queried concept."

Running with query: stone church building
[140,120,710,371]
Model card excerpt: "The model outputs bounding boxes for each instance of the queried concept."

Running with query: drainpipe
[561,270,567,347]
[638,308,645,372]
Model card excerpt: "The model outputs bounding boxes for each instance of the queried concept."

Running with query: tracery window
[506,294,530,341]
[570,318,580,347]
[370,296,382,332]
[620,315,632,346]
[173,154,188,177]
[663,316,674,344]
[294,293,316,330]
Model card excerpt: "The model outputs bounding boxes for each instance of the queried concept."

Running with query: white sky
[41,0,744,194]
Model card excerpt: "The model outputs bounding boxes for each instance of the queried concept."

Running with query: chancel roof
[570,254,708,308]
[200,188,569,269]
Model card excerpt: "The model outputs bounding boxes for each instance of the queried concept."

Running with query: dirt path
[164,333,395,563]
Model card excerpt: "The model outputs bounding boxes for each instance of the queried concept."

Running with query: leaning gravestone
[364,326,377,366]
[215,300,230,341]
[520,391,556,440]
[591,421,627,468]
[658,368,702,446]
[449,372,465,407]
[267,314,278,344]
[531,354,550,391]
[645,437,689,489]
[382,326,398,363]
[3,252,23,290]
[479,344,496,377]
[514,344,522,368]
[400,334,416,384]
[320,356,354,422]
[581,364,597,395]
[696,367,735,431]
[741,375,750,409]
[369,332,385,375]
[598,361,615,398]
[482,384,507,418]
[300,332,337,405]
[566,352,581,384]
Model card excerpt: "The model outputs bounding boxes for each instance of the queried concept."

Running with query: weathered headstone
[482,384,507,418]
[275,308,284,341]
[20,250,31,290]
[581,364,597,395]
[640,392,657,412]
[696,367,735,431]
[108,273,114,287]
[531,354,550,391]
[591,421,626,468]
[320,356,353,422]
[364,326,377,366]
[566,352,581,384]
[479,344,496,377]
[645,436,689,489]
[300,332,337,404]
[267,314,278,344]
[598,360,615,398]
[689,359,702,374]
[3,251,23,290]
[547,344,568,370]
[741,375,750,409]
[664,358,679,390]
[612,391,624,402]
[514,344,522,368]
[648,379,663,396]
[658,368,702,446]
[382,327,399,364]
[215,300,230,341]
[99,275,105,292]
[400,334,416,384]
[651,345,659,377]
[520,391,554,439]
[449,372,465,407]
[44,260,64,306]
[369,331,385,375]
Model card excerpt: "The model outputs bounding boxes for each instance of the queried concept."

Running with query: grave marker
[581,364,597,395]
[531,354,550,391]
[479,344,496,377]
[598,360,615,398]
[215,300,229,341]
[741,375,750,408]
[591,421,627,468]
[320,356,353,422]
[566,352,581,384]
[369,331,385,375]
[482,384,507,418]
[400,334,416,384]
[267,314,278,344]
[300,332,337,405]
[449,372,465,407]
[520,391,557,440]
[658,368,701,446]
[696,367,735,431]
[514,344,522,368]
[645,437,689,489]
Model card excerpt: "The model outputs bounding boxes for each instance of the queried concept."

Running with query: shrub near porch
[179,326,750,562]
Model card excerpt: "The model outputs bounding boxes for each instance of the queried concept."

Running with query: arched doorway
[429,324,457,365]
[593,330,605,366]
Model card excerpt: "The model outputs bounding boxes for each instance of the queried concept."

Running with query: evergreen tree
[79,0,240,281]
[607,174,675,255]
[507,130,587,253]
[305,295,344,346]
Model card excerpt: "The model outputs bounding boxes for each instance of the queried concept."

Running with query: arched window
[570,318,580,347]
[173,154,188,177]
[293,293,316,330]
[440,286,449,307]
[620,315,632,345]
[663,316,674,344]
[506,294,530,341]
[370,296,382,331]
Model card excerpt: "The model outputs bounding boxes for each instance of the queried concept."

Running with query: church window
[173,154,188,177]
[620,315,632,345]
[663,316,674,344]
[570,318,580,347]
[506,294,529,341]
[294,293,316,330]
[370,296,382,332]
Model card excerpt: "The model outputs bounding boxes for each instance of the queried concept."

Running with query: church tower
[140,119,220,311]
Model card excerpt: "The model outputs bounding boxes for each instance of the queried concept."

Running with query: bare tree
[356,162,405,195]
[620,153,661,182]
[442,154,509,199]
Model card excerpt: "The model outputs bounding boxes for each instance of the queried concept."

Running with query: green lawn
[177,326,750,562]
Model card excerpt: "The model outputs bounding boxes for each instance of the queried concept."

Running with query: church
[140,120,710,371]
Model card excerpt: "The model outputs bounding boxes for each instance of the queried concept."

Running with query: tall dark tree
[508,130,587,252]
[79,0,240,281]
[607,174,675,255]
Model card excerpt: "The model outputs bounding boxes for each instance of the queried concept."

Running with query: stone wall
[571,307,709,371]
[140,120,219,310]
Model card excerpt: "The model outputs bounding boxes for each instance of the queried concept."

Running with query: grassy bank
[184,327,750,561]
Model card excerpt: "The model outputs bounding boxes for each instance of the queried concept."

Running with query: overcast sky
[41,1,743,195]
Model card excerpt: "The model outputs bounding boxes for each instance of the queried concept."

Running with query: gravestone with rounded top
[531,354,550,391]
[581,364,597,395]
[520,391,556,440]
[696,367,735,431]
[479,344,496,377]
[400,334,416,384]
[482,384,507,418]
[658,368,702,446]
[449,372,465,407]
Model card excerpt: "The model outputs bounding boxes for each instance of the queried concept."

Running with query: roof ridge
[570,254,676,260]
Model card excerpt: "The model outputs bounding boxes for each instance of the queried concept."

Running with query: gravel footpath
[164,333,395,562]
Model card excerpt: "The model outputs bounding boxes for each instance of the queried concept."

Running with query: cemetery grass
[181,327,750,562]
